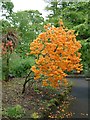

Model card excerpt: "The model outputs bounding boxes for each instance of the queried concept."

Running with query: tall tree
[1,1,45,57]
[44,0,62,26]
[8,10,45,57]
[44,0,72,27]
[2,30,18,81]
[1,1,14,19]
[61,2,89,39]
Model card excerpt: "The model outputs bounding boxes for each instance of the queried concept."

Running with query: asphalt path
[68,77,89,118]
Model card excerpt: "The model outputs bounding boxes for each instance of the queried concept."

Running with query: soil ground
[2,78,73,119]
[2,77,89,119]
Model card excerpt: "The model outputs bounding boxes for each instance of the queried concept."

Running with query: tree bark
[5,52,9,82]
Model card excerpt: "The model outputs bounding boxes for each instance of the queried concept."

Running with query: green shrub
[9,53,35,77]
[80,38,90,76]
[3,105,25,119]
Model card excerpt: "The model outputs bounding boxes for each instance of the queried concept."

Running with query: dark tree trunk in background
[5,50,9,82]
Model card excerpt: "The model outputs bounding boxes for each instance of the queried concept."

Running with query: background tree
[2,30,18,81]
[61,2,89,39]
[1,1,45,77]
[9,10,44,57]
[44,0,62,27]
[1,1,14,19]
[44,0,73,27]
[61,2,90,76]
[1,1,45,58]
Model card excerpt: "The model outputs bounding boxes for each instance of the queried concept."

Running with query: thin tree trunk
[5,52,9,82]
[22,71,32,94]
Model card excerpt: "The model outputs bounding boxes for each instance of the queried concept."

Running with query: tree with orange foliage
[30,20,83,88]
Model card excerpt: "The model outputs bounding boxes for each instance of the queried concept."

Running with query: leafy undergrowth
[2,78,75,119]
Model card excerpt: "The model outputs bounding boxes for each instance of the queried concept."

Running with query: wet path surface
[68,78,88,118]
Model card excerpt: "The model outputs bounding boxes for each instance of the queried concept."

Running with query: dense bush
[3,104,25,119]
[80,38,90,77]
[30,20,82,88]
[9,53,35,77]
